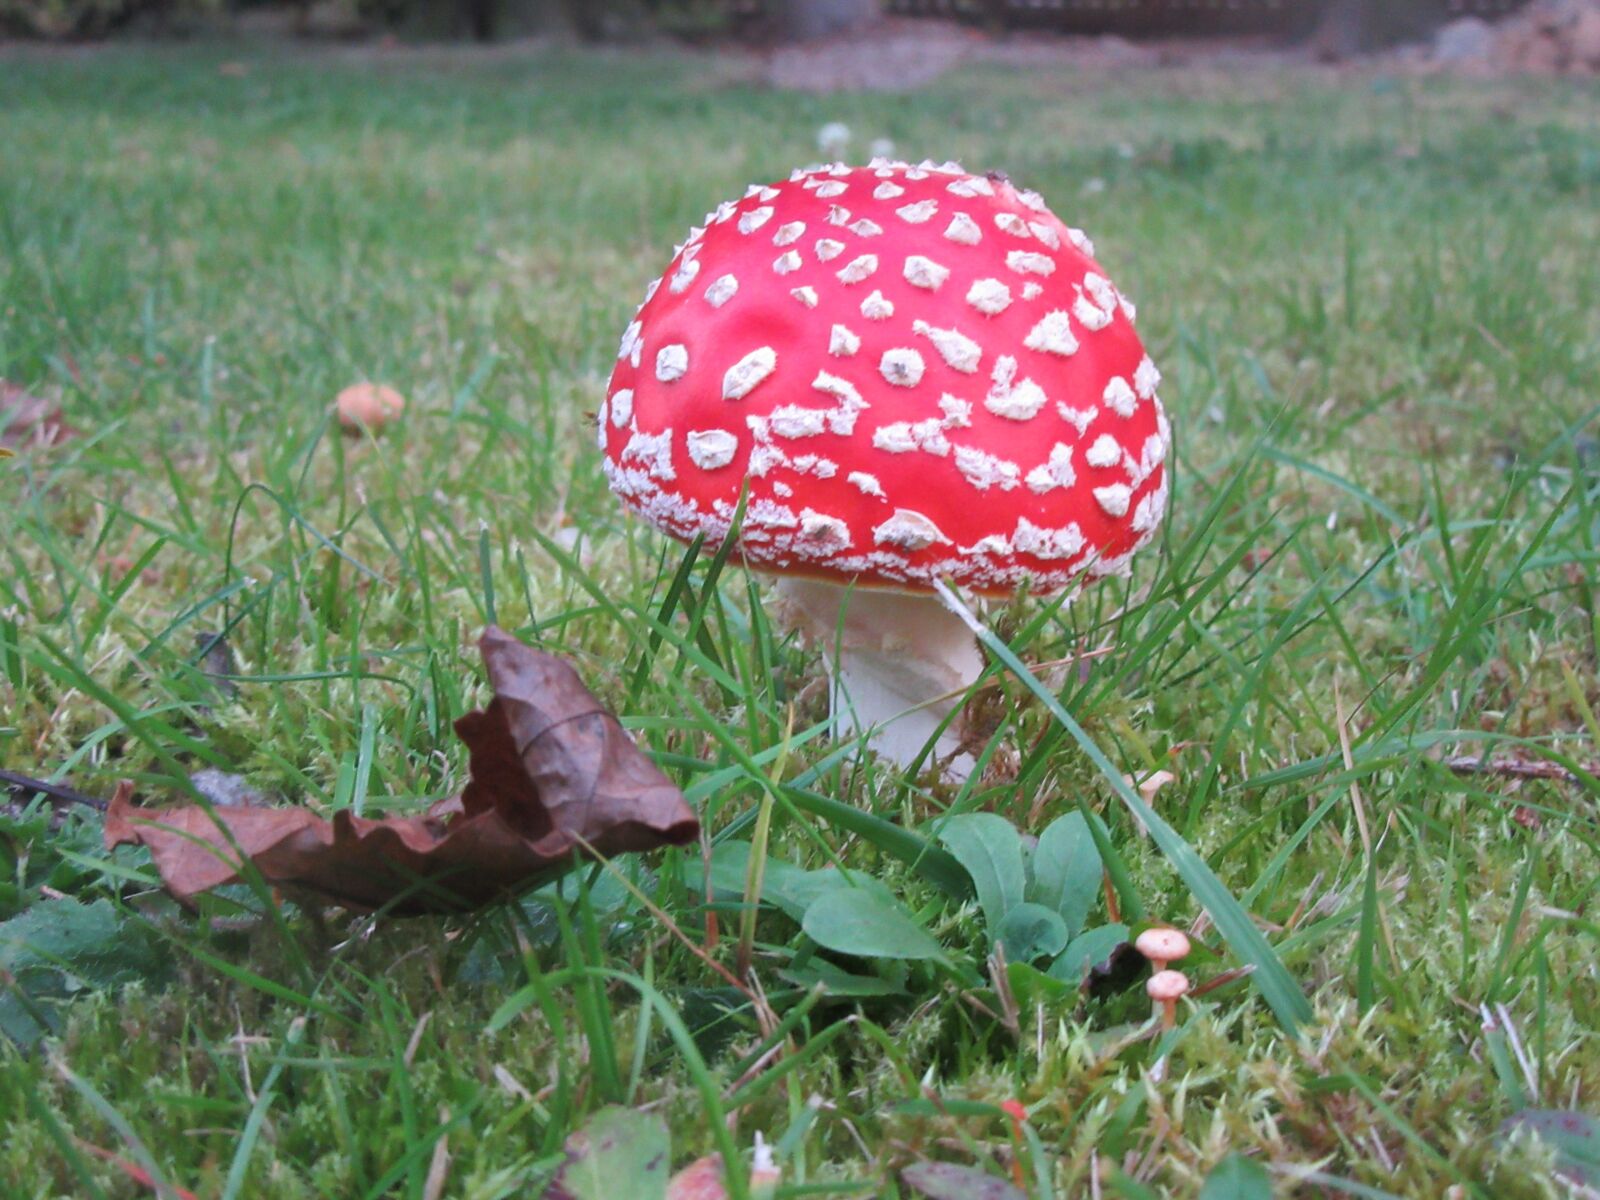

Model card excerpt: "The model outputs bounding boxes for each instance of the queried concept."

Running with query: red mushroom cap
[599,159,1170,597]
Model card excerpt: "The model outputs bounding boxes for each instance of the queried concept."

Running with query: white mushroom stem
[772,577,983,779]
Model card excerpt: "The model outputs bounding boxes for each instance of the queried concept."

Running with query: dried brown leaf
[1,381,76,451]
[104,627,699,913]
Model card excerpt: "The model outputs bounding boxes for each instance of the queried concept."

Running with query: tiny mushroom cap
[1134,927,1192,967]
[598,158,1169,597]
[336,382,405,434]
[1146,969,1191,1003]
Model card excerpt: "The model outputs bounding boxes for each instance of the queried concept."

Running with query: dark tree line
[1,0,1513,45]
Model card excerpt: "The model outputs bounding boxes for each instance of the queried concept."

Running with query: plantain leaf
[1028,811,1100,939]
[937,812,1025,930]
[802,885,943,961]
[994,902,1069,964]
[938,583,1314,1034]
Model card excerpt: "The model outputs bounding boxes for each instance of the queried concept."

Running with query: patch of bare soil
[1405,0,1600,76]
[763,18,980,92]
[759,18,1321,93]
[1488,0,1600,74]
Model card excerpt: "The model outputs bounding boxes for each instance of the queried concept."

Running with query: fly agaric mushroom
[599,159,1170,775]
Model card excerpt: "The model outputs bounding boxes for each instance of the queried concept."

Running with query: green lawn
[2,42,1599,1198]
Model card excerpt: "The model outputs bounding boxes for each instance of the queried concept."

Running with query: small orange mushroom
[1146,968,1190,1031]
[1134,926,1191,973]
[335,382,405,434]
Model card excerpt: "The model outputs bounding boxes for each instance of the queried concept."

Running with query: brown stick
[1441,754,1595,786]
[0,769,109,812]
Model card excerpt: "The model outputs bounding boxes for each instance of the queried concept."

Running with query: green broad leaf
[0,897,165,992]
[1028,811,1101,939]
[802,885,944,961]
[779,957,908,998]
[902,1160,1027,1200]
[700,840,816,921]
[1005,961,1077,1009]
[1198,1153,1273,1199]
[0,897,169,1047]
[1501,1109,1600,1186]
[551,1106,670,1200]
[1048,924,1129,986]
[994,902,1069,964]
[943,585,1314,1035]
[781,786,972,899]
[936,812,1026,930]
[773,866,900,919]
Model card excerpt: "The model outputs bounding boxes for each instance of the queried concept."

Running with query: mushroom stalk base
[773,578,983,779]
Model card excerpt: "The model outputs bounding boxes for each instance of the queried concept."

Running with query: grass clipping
[105,627,699,914]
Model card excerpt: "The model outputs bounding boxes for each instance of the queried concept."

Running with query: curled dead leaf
[105,627,699,913]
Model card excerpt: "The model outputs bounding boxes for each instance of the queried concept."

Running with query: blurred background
[3,0,1597,76]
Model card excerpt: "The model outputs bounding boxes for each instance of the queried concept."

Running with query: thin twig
[1442,754,1593,785]
[0,769,109,812]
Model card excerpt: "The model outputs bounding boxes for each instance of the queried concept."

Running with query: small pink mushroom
[1134,926,1191,973]
[335,382,405,435]
[1147,968,1190,1031]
